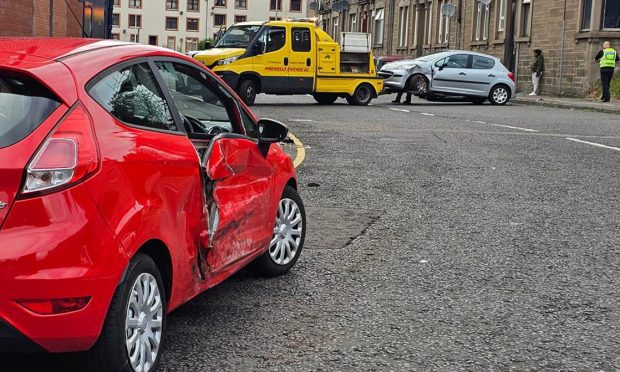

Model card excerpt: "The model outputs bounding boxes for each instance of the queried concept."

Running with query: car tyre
[409,74,429,97]
[489,84,510,105]
[313,93,338,105]
[346,84,374,105]
[249,186,306,277]
[238,79,257,106]
[87,253,167,372]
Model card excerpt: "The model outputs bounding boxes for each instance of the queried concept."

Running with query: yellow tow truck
[193,20,383,106]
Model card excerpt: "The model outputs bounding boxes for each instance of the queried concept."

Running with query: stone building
[314,0,620,96]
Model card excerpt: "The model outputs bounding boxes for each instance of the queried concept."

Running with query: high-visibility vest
[600,48,617,68]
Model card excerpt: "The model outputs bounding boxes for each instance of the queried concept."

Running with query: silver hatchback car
[378,51,516,105]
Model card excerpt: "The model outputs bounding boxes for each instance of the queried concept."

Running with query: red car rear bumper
[0,184,127,353]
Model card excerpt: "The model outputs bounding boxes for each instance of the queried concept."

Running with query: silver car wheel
[492,87,509,104]
[125,273,163,372]
[270,198,303,266]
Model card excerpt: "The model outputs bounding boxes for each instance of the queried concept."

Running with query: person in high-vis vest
[594,41,619,102]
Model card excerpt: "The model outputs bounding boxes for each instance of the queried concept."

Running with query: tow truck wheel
[346,84,374,106]
[313,93,338,105]
[238,79,257,106]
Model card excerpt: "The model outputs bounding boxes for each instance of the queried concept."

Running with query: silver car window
[437,54,469,69]
[472,56,495,69]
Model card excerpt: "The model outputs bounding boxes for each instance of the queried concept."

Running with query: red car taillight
[508,72,515,82]
[18,297,91,315]
[20,103,100,196]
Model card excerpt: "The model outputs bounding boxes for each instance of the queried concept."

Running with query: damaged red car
[0,38,306,371]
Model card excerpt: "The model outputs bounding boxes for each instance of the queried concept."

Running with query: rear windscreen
[0,72,61,148]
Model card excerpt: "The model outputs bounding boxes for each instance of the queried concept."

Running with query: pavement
[515,94,620,114]
[5,94,620,371]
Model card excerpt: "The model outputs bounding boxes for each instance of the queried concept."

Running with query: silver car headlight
[216,56,239,65]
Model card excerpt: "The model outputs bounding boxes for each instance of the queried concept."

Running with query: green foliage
[198,39,214,50]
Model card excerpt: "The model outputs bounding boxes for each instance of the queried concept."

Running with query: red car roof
[0,38,133,61]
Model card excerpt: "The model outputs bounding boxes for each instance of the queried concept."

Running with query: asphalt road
[6,94,620,371]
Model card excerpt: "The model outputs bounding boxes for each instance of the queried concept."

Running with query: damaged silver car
[378,51,516,105]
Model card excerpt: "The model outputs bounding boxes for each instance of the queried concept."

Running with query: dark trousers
[393,91,412,103]
[600,68,614,102]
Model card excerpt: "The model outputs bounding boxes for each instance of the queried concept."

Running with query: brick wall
[0,0,34,36]
[0,0,83,37]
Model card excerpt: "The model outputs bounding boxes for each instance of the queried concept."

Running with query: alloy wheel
[492,87,508,104]
[270,198,303,266]
[125,273,164,372]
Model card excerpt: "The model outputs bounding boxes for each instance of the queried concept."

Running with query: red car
[0,38,306,371]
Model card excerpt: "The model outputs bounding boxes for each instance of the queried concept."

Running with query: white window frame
[427,2,433,45]
[521,0,532,37]
[498,0,506,31]
[332,16,339,41]
[475,2,489,41]
[349,13,357,32]
[413,7,419,47]
[438,0,449,44]
[399,6,409,47]
[374,8,384,45]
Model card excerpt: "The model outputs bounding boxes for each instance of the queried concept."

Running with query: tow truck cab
[193,20,383,106]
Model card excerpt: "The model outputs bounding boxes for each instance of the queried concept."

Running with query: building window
[520,0,532,37]
[399,7,409,47]
[438,0,449,44]
[332,16,339,41]
[235,0,247,9]
[187,18,199,31]
[166,0,178,10]
[130,34,138,42]
[214,14,226,38]
[270,0,282,11]
[214,14,226,26]
[129,14,142,28]
[291,0,302,12]
[187,0,199,11]
[475,2,490,41]
[166,36,176,50]
[214,0,226,6]
[349,13,357,32]
[114,0,120,6]
[269,17,282,21]
[581,0,592,30]
[148,35,158,45]
[374,8,384,45]
[129,0,141,8]
[412,7,418,47]
[111,33,120,39]
[602,0,620,29]
[186,38,199,51]
[112,13,120,27]
[166,17,178,30]
[235,15,247,23]
[426,2,433,45]
[498,0,506,31]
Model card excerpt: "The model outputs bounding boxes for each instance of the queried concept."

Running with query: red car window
[89,63,178,132]
[0,72,61,148]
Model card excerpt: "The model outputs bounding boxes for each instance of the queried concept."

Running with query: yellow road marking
[288,132,306,168]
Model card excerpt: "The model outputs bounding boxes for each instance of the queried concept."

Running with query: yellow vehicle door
[288,26,315,94]
[252,25,289,94]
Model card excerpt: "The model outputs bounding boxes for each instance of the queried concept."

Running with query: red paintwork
[0,38,297,352]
